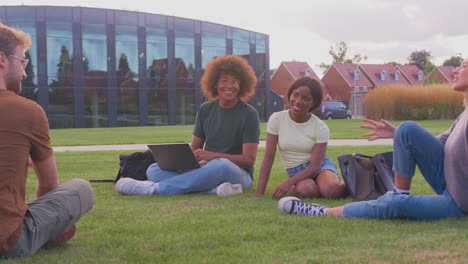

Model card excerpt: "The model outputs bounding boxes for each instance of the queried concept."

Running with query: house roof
[331,63,373,87]
[396,65,424,84]
[359,64,410,87]
[437,66,455,83]
[281,61,319,79]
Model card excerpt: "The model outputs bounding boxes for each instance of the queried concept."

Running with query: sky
[3,0,468,77]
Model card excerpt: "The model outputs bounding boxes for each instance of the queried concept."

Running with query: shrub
[364,84,464,120]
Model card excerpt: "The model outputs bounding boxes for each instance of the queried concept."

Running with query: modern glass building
[0,6,282,128]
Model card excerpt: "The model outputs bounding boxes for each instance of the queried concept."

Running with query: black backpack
[89,150,155,183]
[114,150,156,183]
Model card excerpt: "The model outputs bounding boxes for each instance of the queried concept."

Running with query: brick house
[270,61,319,105]
[322,63,420,116]
[425,66,455,84]
[396,65,425,85]
[321,63,373,115]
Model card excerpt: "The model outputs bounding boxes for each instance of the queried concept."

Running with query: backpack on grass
[89,150,155,183]
[114,150,155,183]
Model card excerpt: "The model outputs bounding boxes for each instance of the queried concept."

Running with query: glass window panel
[250,88,266,122]
[233,28,249,42]
[147,27,168,125]
[81,9,106,24]
[202,34,225,69]
[116,25,139,127]
[256,33,266,46]
[176,89,196,125]
[83,24,107,71]
[233,39,250,58]
[175,18,194,33]
[256,46,266,79]
[46,7,72,22]
[11,23,38,101]
[47,22,74,128]
[148,88,169,125]
[83,23,108,127]
[147,27,167,43]
[202,46,225,69]
[202,33,226,47]
[175,30,195,81]
[146,15,166,28]
[6,7,35,22]
[116,25,138,41]
[202,22,225,37]
[175,31,195,45]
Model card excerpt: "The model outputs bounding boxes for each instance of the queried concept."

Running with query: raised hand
[359,118,396,141]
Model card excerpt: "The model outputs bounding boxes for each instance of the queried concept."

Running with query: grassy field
[10,145,468,263]
[49,119,455,146]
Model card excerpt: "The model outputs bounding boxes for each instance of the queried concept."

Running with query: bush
[364,84,464,120]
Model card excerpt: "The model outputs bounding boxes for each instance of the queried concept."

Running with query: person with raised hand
[278,59,468,220]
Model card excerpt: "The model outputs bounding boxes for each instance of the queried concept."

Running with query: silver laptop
[147,143,201,172]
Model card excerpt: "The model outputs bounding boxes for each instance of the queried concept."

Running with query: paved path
[53,138,392,152]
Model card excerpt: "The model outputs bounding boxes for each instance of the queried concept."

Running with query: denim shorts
[286,156,339,180]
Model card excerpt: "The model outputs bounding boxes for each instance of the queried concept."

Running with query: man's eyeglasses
[8,55,29,69]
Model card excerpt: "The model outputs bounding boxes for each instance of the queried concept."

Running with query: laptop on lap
[147,143,201,172]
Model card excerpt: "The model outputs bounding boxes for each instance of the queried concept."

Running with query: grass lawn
[11,145,468,263]
[49,119,455,146]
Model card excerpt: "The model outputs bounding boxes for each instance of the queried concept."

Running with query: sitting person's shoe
[115,178,158,195]
[45,224,76,246]
[216,183,243,196]
[278,196,327,216]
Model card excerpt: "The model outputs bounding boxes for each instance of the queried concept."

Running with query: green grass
[49,119,455,146]
[11,145,468,263]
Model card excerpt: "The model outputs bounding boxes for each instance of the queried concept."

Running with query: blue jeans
[343,121,465,220]
[146,158,252,195]
[286,156,339,180]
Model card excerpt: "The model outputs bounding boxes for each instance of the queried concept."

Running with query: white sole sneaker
[278,196,327,216]
[115,178,158,195]
[216,183,243,196]
[278,196,301,214]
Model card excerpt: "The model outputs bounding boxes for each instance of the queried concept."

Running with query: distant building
[0,5,275,128]
[425,66,455,84]
[395,65,425,85]
[321,63,424,116]
[270,61,319,105]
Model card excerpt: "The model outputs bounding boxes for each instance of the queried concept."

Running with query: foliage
[443,55,463,67]
[422,60,436,74]
[407,49,431,71]
[317,41,368,72]
[364,84,464,120]
[10,147,468,263]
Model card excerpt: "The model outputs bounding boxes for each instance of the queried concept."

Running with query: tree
[422,60,436,74]
[407,49,431,71]
[385,61,401,66]
[317,41,368,72]
[442,55,462,67]
[118,53,130,73]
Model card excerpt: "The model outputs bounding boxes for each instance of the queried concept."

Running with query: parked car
[314,101,352,120]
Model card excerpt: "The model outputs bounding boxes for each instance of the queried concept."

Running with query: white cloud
[3,0,468,72]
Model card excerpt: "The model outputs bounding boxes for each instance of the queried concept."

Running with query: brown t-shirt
[0,90,53,254]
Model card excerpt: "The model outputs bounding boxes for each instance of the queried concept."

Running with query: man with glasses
[0,23,94,258]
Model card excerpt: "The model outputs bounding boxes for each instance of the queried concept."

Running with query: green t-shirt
[193,99,260,176]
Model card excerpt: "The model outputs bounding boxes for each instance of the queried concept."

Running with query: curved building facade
[0,6,281,128]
